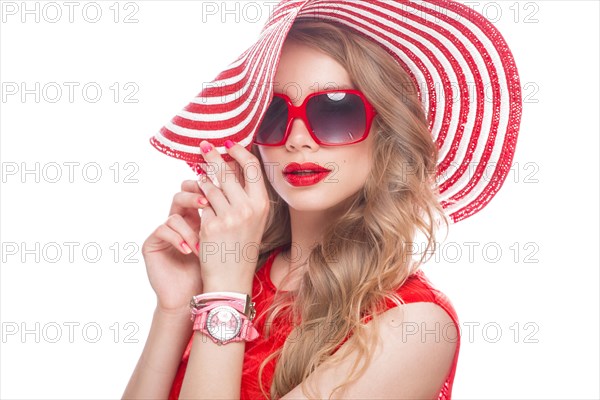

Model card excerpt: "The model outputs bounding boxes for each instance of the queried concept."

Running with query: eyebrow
[331,83,355,90]
[273,83,356,95]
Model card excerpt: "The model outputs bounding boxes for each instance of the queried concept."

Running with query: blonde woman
[124,1,521,399]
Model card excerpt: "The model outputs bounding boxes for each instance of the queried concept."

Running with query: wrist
[154,304,193,321]
[201,282,253,296]
[201,273,254,296]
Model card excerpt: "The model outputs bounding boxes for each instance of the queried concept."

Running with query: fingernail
[195,243,200,251]
[180,242,192,254]
[224,140,235,149]
[200,141,213,154]
[198,197,208,205]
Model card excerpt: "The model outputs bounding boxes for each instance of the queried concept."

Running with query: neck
[272,196,355,292]
[284,195,354,266]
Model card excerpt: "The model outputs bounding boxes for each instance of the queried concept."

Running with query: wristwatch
[206,305,242,341]
[190,291,256,320]
[190,292,260,345]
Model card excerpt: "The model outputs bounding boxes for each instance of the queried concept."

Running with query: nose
[284,117,319,151]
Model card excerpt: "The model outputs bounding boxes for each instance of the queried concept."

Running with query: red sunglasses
[255,89,377,146]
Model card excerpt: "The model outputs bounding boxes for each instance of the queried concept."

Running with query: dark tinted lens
[256,96,288,144]
[306,92,366,144]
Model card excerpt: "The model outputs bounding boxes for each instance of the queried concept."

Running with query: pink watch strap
[192,301,259,345]
[190,292,255,320]
[189,299,246,320]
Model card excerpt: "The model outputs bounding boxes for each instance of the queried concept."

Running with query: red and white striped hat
[150,0,522,224]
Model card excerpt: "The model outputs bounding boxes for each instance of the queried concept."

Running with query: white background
[1,1,598,398]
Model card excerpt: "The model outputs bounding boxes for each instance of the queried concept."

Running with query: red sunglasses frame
[254,89,378,146]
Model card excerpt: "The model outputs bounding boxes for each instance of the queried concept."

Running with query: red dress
[169,246,460,399]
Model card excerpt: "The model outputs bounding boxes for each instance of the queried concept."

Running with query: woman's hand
[141,179,208,314]
[196,140,270,294]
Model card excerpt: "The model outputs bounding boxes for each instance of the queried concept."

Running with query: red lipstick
[282,162,331,187]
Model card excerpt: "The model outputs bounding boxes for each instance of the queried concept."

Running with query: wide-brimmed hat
[150,0,522,224]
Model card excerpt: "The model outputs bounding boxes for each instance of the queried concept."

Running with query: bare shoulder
[379,301,459,344]
[377,302,458,362]
[281,302,459,400]
[368,302,459,397]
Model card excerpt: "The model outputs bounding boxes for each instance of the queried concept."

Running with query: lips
[283,162,331,175]
[282,162,331,187]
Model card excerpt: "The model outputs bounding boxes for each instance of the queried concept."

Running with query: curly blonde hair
[249,18,449,399]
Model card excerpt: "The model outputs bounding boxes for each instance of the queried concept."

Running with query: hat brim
[150,0,522,224]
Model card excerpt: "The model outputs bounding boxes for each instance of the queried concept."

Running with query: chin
[282,189,356,214]
[282,195,329,212]
[287,202,334,213]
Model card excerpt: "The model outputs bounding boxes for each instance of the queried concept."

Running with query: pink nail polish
[180,242,192,254]
[200,141,212,154]
[225,140,235,149]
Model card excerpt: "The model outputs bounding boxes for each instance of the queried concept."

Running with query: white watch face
[206,305,242,342]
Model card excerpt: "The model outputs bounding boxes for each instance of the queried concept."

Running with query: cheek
[338,149,372,179]
[346,161,371,189]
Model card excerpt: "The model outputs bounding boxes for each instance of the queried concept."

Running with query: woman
[124,1,521,399]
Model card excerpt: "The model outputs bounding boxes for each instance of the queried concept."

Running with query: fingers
[168,180,210,217]
[219,140,268,201]
[155,214,200,256]
[181,179,203,194]
[171,190,208,212]
[198,140,249,208]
